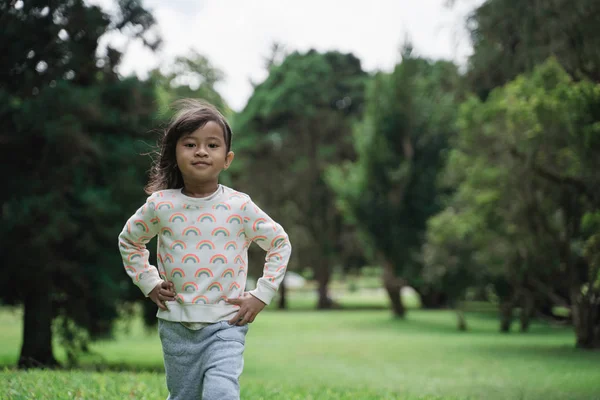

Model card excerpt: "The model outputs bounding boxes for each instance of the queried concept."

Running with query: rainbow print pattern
[170,268,185,279]
[192,295,209,304]
[253,218,268,232]
[217,295,229,304]
[160,227,174,236]
[210,254,228,264]
[238,266,246,277]
[128,252,144,262]
[212,203,232,211]
[271,235,287,248]
[150,217,160,225]
[182,282,199,292]
[170,240,186,251]
[156,201,174,210]
[163,254,174,263]
[253,235,267,244]
[182,254,200,264]
[221,268,235,278]
[224,241,238,251]
[226,214,243,224]
[195,268,214,278]
[276,265,286,273]
[208,282,223,292]
[196,240,215,250]
[183,204,200,210]
[169,213,187,223]
[124,266,136,275]
[211,227,230,237]
[234,255,245,265]
[182,226,201,236]
[197,213,216,223]
[237,229,247,240]
[134,220,149,232]
[269,252,283,262]
[229,282,241,291]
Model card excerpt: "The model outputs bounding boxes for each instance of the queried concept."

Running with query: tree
[0,0,160,367]
[326,47,464,317]
[465,0,600,98]
[429,59,600,346]
[233,50,368,309]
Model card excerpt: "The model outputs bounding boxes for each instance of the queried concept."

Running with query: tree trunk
[278,280,287,309]
[18,288,59,369]
[382,259,405,318]
[571,295,600,349]
[499,301,513,333]
[456,309,467,331]
[315,261,333,309]
[520,292,535,332]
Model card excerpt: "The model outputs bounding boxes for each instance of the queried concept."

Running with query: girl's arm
[242,200,292,305]
[118,194,162,296]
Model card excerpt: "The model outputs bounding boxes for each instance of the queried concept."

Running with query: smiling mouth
[192,161,211,166]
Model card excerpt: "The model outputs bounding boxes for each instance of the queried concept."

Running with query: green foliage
[0,0,160,366]
[327,48,464,283]
[424,58,600,344]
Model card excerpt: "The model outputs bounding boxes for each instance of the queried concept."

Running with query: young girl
[118,99,291,400]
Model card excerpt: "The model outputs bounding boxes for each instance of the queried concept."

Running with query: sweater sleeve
[118,194,162,296]
[242,199,292,305]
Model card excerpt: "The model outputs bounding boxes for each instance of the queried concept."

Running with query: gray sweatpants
[158,319,249,400]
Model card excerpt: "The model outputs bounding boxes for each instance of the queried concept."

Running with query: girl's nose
[195,146,208,156]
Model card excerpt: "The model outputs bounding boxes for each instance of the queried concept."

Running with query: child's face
[175,121,234,186]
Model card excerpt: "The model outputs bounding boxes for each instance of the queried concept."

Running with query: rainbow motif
[217,295,229,304]
[228,192,244,199]
[210,254,228,264]
[224,241,238,251]
[128,252,144,262]
[264,276,276,283]
[182,282,199,292]
[238,267,246,277]
[124,266,136,275]
[192,295,209,304]
[161,227,174,236]
[212,203,232,211]
[229,282,241,291]
[183,204,200,210]
[182,226,201,236]
[234,255,245,265]
[196,240,215,250]
[126,222,131,234]
[253,235,267,244]
[182,254,200,264]
[169,213,187,223]
[243,216,251,223]
[253,218,268,232]
[138,236,152,243]
[237,229,247,240]
[269,252,283,262]
[150,217,160,225]
[195,268,214,278]
[226,214,243,224]
[156,192,164,197]
[159,272,167,281]
[119,242,130,250]
[197,213,216,223]
[276,265,286,273]
[170,268,185,278]
[271,235,287,248]
[134,220,149,232]
[157,201,174,210]
[240,201,249,211]
[170,240,186,251]
[164,254,174,263]
[208,282,223,292]
[176,294,185,304]
[136,271,147,282]
[221,268,235,278]
[211,227,230,237]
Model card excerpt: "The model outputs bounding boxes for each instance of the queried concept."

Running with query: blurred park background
[2,0,600,399]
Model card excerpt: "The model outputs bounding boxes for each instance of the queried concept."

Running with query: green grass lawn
[1,293,600,400]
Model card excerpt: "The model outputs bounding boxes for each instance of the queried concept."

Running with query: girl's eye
[208,143,219,149]
[184,143,195,148]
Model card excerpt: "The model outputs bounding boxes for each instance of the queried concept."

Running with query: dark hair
[145,99,232,194]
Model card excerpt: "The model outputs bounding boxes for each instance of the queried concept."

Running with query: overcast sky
[90,0,484,111]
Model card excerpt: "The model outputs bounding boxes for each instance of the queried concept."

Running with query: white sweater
[118,185,291,323]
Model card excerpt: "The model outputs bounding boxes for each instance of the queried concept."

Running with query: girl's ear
[224,151,235,170]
